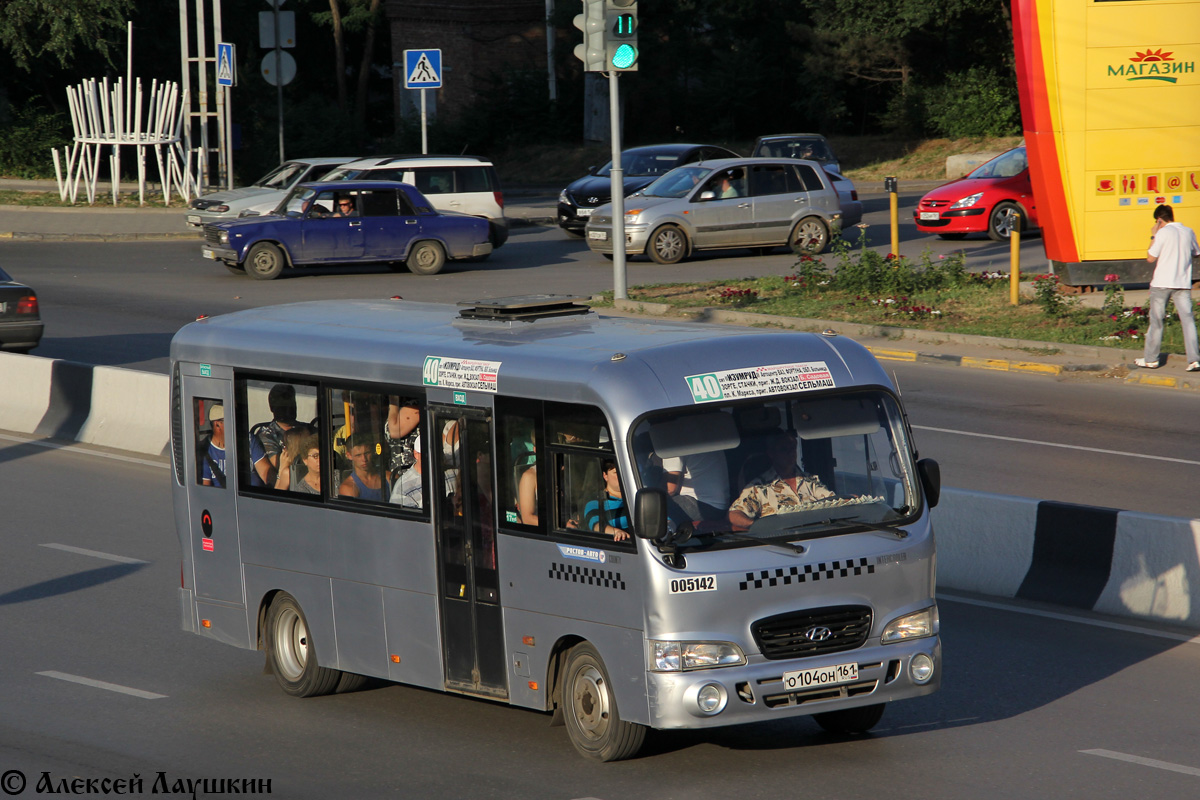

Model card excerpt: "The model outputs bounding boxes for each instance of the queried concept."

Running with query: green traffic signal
[612,12,636,38]
[611,43,638,70]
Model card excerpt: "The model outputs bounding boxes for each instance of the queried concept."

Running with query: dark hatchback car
[201,180,493,279]
[0,266,43,353]
[557,143,739,235]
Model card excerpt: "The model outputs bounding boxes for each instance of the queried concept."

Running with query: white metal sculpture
[51,76,198,206]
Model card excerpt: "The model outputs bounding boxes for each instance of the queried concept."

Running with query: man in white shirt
[1136,205,1200,372]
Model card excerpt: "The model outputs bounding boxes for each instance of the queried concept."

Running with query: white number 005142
[669,576,716,594]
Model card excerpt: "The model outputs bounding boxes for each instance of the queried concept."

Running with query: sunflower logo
[1130,48,1174,62]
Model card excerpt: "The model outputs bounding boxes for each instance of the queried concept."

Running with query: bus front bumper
[645,636,941,729]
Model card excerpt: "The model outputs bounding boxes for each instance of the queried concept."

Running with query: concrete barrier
[0,351,169,456]
[935,488,1200,630]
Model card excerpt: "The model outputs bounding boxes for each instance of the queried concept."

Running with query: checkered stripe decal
[549,562,626,591]
[738,558,874,590]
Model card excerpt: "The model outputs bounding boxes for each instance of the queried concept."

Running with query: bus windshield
[631,391,919,549]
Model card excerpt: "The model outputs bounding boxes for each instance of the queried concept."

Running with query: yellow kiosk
[1013,0,1199,284]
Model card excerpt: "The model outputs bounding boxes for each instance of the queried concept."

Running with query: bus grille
[751,605,872,660]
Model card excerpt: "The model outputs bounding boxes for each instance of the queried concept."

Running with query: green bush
[826,232,970,295]
[0,104,71,178]
[923,67,1021,138]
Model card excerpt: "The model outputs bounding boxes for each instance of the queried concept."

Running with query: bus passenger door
[431,408,507,698]
[181,374,244,607]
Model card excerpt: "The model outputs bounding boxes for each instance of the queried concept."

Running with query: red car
[913,146,1037,241]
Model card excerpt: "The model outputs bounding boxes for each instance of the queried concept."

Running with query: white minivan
[325,156,508,248]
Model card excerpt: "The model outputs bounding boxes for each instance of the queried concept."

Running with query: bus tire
[246,242,285,280]
[813,702,886,735]
[562,642,646,761]
[407,240,446,276]
[266,593,341,698]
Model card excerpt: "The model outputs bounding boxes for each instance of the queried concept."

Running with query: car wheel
[789,217,829,255]
[224,261,245,275]
[813,703,886,735]
[987,202,1023,241]
[246,242,285,280]
[648,225,687,264]
[266,593,341,698]
[562,642,646,761]
[937,232,968,241]
[407,240,446,276]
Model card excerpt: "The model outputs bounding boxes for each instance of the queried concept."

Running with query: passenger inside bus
[727,429,835,531]
[338,431,392,501]
[274,431,322,494]
[254,383,314,475]
[516,429,539,525]
[386,396,422,508]
[583,458,631,542]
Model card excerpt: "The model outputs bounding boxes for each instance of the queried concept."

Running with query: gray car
[584,158,843,263]
[185,157,357,228]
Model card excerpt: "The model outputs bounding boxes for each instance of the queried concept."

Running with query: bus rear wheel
[562,642,646,761]
[813,702,886,734]
[266,593,341,698]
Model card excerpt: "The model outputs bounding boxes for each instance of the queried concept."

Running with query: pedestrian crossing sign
[403,49,442,89]
[217,43,235,87]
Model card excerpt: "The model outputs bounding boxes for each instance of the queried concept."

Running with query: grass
[0,189,188,208]
[597,245,1189,355]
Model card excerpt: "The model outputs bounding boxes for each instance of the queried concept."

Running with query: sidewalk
[2,179,1196,391]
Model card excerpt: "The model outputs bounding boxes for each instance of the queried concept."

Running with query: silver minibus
[170,296,942,761]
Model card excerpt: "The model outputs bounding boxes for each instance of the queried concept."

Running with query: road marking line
[868,348,918,362]
[0,432,169,469]
[37,671,167,700]
[938,592,1200,646]
[913,425,1200,467]
[962,357,1010,371]
[1081,749,1200,778]
[41,543,147,564]
[1012,361,1063,375]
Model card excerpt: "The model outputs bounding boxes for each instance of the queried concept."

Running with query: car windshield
[631,390,919,550]
[756,138,834,163]
[642,166,711,198]
[281,187,319,216]
[596,152,682,178]
[253,162,306,189]
[322,166,363,182]
[968,147,1028,179]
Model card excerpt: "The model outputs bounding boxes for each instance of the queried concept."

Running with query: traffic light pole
[609,70,627,300]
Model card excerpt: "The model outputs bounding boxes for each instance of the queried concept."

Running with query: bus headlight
[910,653,935,684]
[650,640,746,672]
[881,606,939,643]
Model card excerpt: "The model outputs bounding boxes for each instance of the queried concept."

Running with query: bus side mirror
[634,487,668,541]
[917,458,940,509]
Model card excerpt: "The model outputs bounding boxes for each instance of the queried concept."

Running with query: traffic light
[607,0,638,72]
[573,0,608,72]
[575,1,638,73]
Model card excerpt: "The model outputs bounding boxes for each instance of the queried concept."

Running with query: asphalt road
[0,439,1198,799]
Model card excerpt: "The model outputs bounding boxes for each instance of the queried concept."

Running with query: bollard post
[1010,212,1021,305]
[885,176,899,257]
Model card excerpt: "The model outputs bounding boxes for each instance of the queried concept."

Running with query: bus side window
[496,398,542,530]
[328,388,392,503]
[195,398,226,489]
[561,452,629,542]
[240,378,318,492]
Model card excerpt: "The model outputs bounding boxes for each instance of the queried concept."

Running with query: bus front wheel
[562,642,646,761]
[266,593,341,698]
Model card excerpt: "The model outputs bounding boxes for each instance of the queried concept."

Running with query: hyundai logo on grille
[804,626,832,642]
[587,196,600,204]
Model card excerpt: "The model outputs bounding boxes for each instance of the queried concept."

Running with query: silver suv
[325,156,508,248]
[584,157,842,263]
[186,157,357,228]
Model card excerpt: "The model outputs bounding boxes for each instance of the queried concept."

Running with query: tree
[308,0,383,128]
[0,0,132,73]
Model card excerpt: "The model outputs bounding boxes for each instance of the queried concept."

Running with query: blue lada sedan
[201,180,493,279]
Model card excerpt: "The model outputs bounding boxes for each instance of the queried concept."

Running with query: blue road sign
[403,49,442,89]
[217,43,235,87]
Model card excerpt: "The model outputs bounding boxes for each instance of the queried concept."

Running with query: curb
[0,230,199,242]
